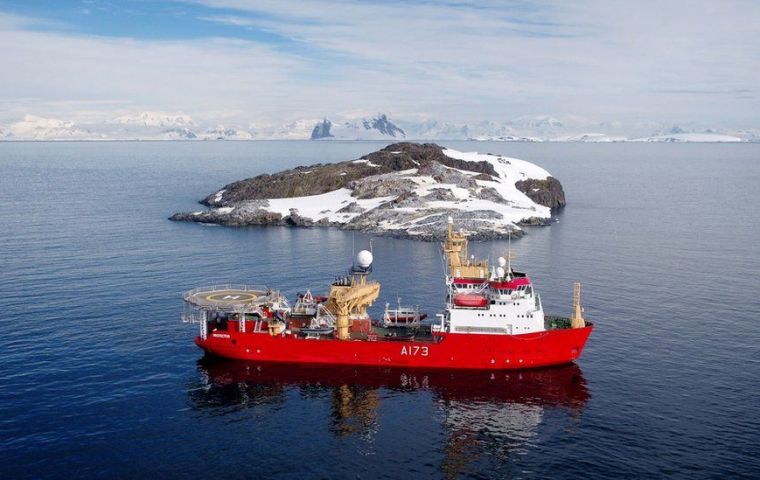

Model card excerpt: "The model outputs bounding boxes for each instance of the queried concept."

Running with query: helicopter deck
[183,284,273,312]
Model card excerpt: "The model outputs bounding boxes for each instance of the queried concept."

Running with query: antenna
[507,230,513,277]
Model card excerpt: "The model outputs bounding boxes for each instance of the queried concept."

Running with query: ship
[181,218,593,370]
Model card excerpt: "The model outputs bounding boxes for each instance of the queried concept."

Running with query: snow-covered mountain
[160,127,198,140]
[1,111,756,142]
[631,133,743,142]
[311,114,406,140]
[508,114,577,131]
[4,115,98,140]
[250,119,320,140]
[549,133,626,142]
[310,119,333,139]
[111,111,195,128]
[399,119,472,140]
[201,125,254,140]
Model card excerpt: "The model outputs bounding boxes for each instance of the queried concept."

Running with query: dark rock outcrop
[169,209,284,226]
[201,142,500,207]
[515,177,566,209]
[284,210,314,227]
[337,202,363,214]
[350,175,419,199]
[476,186,507,204]
[423,188,458,201]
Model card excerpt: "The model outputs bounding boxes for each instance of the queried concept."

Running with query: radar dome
[356,250,373,269]
[496,266,505,278]
[498,256,507,267]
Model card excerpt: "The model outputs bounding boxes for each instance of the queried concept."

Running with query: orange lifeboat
[453,293,488,308]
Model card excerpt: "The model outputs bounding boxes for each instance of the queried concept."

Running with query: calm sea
[1,141,759,479]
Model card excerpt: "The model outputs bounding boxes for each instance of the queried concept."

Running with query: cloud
[0,13,310,123]
[656,89,753,95]
[1,0,760,127]
[197,14,259,28]
[190,0,760,124]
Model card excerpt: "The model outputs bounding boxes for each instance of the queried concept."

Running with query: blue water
[1,141,759,479]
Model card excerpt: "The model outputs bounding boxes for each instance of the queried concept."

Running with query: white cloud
[190,0,760,125]
[1,0,759,127]
[0,12,309,124]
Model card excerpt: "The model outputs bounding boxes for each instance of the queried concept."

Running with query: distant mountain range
[1,112,758,142]
[311,114,406,140]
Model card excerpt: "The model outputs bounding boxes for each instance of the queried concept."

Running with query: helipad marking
[203,291,257,302]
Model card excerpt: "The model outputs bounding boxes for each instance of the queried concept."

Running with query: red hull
[196,322,593,370]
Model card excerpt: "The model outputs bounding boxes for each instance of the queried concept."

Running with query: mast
[442,217,488,279]
[507,230,513,278]
[571,282,586,328]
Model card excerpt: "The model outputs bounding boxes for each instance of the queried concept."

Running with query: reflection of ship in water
[330,384,379,438]
[193,359,589,407]
[190,359,589,474]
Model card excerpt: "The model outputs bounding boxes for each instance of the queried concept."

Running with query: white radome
[496,266,505,278]
[356,250,373,268]
[498,256,507,267]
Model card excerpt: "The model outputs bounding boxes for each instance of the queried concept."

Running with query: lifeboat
[453,293,488,308]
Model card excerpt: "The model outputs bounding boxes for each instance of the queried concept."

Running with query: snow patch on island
[353,159,381,167]
[266,188,394,223]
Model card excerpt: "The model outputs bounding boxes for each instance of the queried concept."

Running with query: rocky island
[170,142,565,240]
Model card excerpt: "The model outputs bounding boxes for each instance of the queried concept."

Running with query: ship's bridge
[489,275,530,290]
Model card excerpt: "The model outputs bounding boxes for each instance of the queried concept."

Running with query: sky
[1,0,759,128]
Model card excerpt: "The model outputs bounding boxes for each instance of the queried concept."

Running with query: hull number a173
[401,345,429,356]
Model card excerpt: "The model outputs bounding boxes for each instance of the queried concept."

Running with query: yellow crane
[325,250,381,340]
